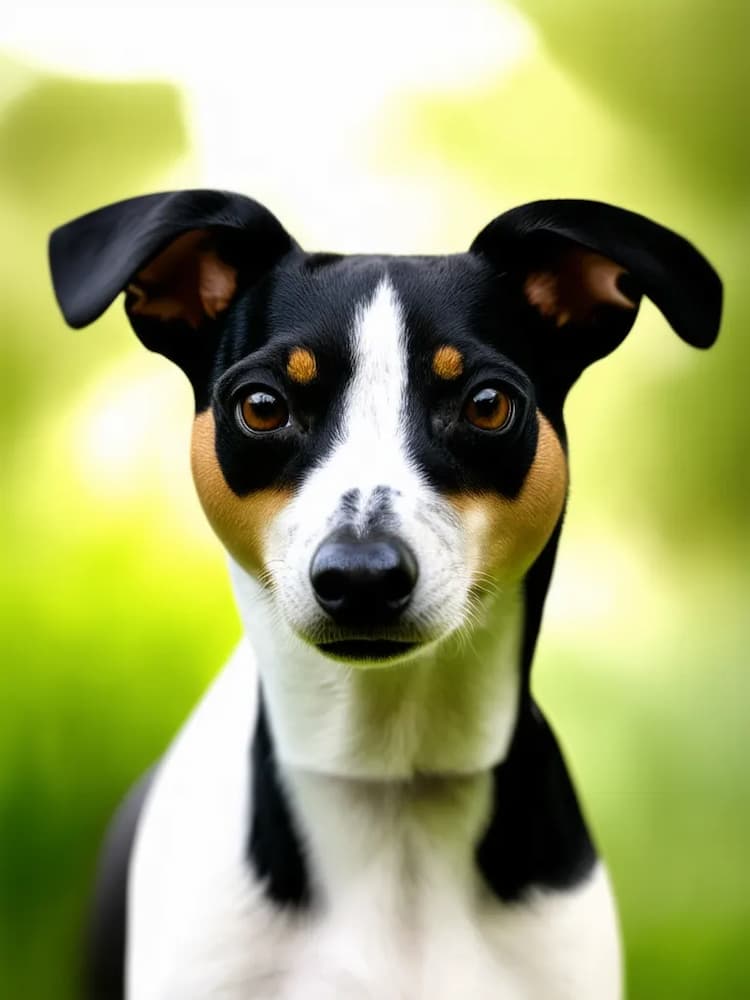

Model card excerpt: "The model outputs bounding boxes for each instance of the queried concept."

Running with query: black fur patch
[247,695,311,908]
[476,697,597,902]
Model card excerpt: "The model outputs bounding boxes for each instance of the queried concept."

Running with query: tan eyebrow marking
[432,345,464,380]
[287,347,318,384]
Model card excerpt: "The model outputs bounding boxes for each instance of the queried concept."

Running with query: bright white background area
[5,1,532,249]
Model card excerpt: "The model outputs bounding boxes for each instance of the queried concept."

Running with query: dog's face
[191,258,569,662]
[49,193,721,669]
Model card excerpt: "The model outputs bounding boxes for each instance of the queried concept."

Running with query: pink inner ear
[126,229,237,330]
[524,247,639,328]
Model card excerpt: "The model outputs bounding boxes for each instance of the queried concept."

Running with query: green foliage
[0,57,230,998]
[511,0,750,198]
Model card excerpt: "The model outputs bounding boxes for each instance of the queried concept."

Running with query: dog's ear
[470,199,722,373]
[49,189,296,381]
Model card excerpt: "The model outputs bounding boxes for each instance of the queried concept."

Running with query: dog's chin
[317,639,419,666]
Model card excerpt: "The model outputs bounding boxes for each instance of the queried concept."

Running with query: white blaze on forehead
[348,278,407,450]
[269,277,422,562]
[312,276,420,509]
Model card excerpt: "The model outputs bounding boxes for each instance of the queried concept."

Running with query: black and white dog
[49,192,721,1000]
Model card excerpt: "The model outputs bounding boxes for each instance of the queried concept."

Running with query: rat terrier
[49,192,722,1000]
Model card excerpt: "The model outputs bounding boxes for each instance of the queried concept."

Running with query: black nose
[310,535,419,627]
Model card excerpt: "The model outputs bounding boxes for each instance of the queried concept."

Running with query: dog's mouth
[318,639,418,663]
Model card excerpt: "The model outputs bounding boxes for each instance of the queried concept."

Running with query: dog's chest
[128,648,620,999]
[275,773,618,1000]
[133,796,616,1000]
[281,886,520,1000]
[276,769,507,1000]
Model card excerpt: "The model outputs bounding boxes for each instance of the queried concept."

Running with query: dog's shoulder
[126,641,268,996]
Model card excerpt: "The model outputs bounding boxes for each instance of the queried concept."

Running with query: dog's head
[49,192,721,671]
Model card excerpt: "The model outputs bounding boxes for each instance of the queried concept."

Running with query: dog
[49,191,722,1000]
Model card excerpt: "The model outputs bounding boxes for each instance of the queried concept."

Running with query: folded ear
[470,199,722,370]
[49,189,297,379]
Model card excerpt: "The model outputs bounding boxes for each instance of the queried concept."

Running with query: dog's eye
[236,388,289,434]
[463,386,514,431]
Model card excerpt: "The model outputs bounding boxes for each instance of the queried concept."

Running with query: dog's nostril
[310,535,418,626]
[313,567,347,604]
[383,557,418,610]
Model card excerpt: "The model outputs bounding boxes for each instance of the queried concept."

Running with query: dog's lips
[317,639,418,663]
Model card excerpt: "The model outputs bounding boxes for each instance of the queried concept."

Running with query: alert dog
[49,192,722,999]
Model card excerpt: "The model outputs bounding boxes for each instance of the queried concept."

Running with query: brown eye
[463,386,513,431]
[236,388,289,434]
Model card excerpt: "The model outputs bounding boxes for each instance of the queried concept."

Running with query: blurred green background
[1,2,747,997]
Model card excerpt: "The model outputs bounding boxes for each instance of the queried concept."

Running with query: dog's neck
[229,560,524,781]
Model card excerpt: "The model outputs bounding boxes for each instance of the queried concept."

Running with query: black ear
[49,189,297,378]
[470,199,722,368]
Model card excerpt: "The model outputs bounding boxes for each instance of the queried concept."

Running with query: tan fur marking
[450,413,568,584]
[524,247,638,329]
[127,229,237,330]
[432,345,464,380]
[287,347,318,384]
[191,410,290,577]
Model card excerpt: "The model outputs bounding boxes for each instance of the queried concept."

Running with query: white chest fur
[127,643,622,999]
[281,768,621,1000]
